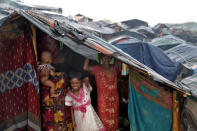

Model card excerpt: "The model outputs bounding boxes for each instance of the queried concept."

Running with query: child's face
[70,78,81,91]
[41,52,52,64]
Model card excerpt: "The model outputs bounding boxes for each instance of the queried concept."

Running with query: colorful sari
[41,72,72,131]
[128,70,172,131]
[93,66,119,131]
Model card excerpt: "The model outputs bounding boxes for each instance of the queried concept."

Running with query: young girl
[65,72,105,131]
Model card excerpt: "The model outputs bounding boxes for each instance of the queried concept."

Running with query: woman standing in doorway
[40,34,71,131]
[83,54,119,131]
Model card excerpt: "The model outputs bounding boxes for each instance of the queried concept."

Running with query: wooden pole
[31,24,38,62]
[172,90,180,131]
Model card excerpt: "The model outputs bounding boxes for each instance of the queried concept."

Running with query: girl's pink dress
[65,84,105,131]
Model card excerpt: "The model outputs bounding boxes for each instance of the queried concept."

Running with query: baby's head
[68,72,83,91]
[41,51,53,64]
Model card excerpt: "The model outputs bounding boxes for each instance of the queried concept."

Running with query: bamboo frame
[172,90,180,131]
[31,24,38,62]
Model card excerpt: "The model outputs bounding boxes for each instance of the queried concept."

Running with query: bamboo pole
[172,90,180,131]
[31,24,38,62]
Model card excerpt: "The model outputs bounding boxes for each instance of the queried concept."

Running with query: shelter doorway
[36,29,130,130]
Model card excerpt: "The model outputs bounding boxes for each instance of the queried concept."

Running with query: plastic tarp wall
[115,41,180,81]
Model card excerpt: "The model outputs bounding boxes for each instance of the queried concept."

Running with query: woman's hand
[83,58,94,72]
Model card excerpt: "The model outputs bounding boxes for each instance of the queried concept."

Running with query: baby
[38,51,59,97]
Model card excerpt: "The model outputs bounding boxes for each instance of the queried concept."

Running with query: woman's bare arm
[83,58,94,72]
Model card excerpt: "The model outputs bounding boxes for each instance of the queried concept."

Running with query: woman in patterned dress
[83,54,119,131]
[39,34,73,131]
[41,72,68,131]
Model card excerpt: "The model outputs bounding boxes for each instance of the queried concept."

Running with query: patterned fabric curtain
[128,70,172,131]
[0,34,41,130]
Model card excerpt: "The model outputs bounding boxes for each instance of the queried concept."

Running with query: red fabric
[0,35,41,130]
[0,84,40,121]
[0,35,36,73]
[93,66,119,131]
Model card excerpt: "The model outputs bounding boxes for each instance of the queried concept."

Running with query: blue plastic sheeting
[165,44,197,64]
[114,41,180,81]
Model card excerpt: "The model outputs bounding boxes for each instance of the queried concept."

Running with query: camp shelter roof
[105,22,129,31]
[0,8,188,95]
[121,19,148,29]
[1,0,62,13]
[152,23,169,32]
[132,26,155,34]
[110,30,146,41]
[108,36,141,45]
[151,35,186,51]
[113,40,180,81]
[90,20,114,27]
[165,43,197,64]
[130,26,156,39]
[177,74,197,97]
[78,21,115,34]
[169,22,197,32]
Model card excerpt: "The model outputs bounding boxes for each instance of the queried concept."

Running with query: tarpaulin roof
[165,44,197,64]
[177,74,197,97]
[121,19,148,29]
[1,0,62,13]
[114,40,180,81]
[130,26,156,39]
[110,30,146,41]
[108,36,141,45]
[151,35,186,51]
[78,21,115,34]
[0,6,187,94]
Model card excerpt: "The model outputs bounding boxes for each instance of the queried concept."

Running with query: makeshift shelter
[165,44,197,64]
[0,3,190,131]
[152,23,170,35]
[77,21,115,39]
[176,74,197,130]
[168,22,197,44]
[130,26,156,39]
[109,30,146,41]
[121,19,148,29]
[108,35,141,45]
[177,74,197,97]
[151,35,186,51]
